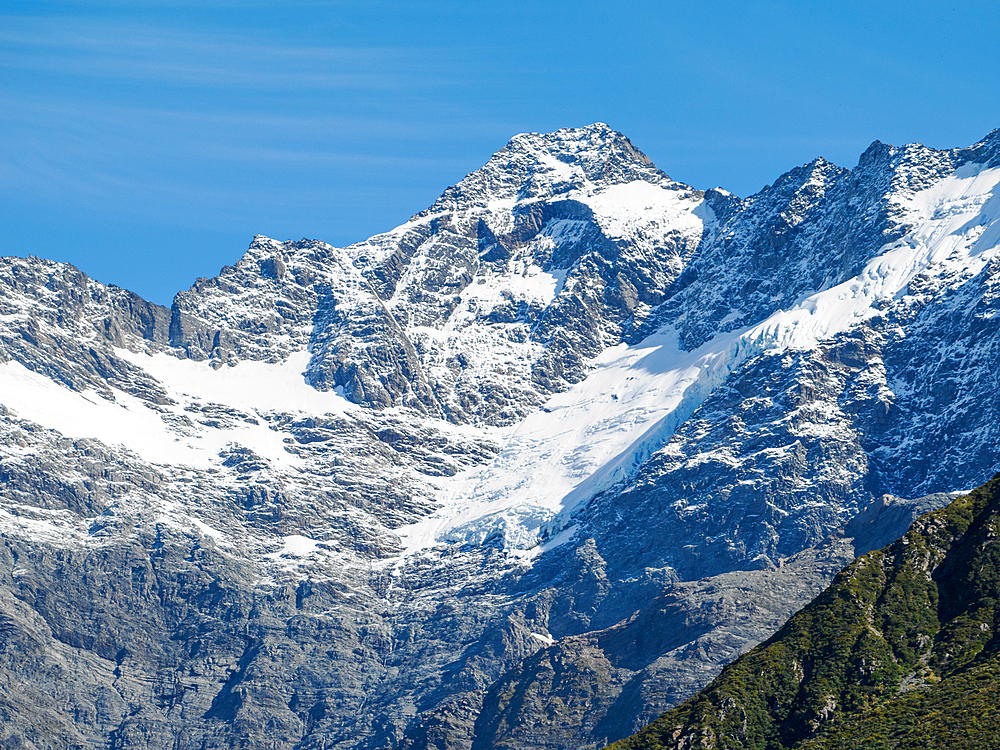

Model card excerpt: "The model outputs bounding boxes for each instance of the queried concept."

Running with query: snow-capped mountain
[0,123,999,749]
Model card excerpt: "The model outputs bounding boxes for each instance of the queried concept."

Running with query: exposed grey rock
[845,491,961,556]
[0,124,999,750]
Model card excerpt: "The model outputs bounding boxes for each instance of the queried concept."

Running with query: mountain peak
[423,124,675,214]
[505,122,639,158]
[499,122,663,183]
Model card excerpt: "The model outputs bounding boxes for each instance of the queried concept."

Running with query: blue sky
[2,1,998,305]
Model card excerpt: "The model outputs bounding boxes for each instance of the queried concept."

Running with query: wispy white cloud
[0,86,508,237]
[0,93,483,141]
[0,15,466,90]
[0,11,515,230]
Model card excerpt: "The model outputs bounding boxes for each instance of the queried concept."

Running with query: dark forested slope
[608,473,1000,750]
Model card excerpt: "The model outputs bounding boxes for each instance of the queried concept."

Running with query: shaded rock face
[0,124,999,750]
[0,260,173,400]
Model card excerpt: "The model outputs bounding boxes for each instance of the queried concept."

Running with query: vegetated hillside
[606,473,1000,750]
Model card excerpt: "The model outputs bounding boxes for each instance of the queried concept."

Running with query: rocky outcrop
[0,124,999,749]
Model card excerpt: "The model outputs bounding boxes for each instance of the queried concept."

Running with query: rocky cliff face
[0,123,999,749]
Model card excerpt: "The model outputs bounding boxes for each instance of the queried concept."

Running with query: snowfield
[2,158,998,561]
[396,164,1000,554]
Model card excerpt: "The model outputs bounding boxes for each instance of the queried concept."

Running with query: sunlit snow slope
[400,161,1000,553]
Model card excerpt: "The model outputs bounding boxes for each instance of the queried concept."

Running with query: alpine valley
[1,123,999,750]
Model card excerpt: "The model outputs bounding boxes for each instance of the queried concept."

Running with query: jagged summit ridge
[423,123,673,215]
